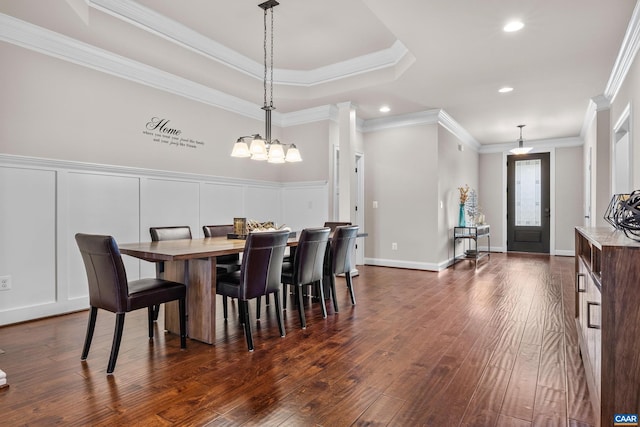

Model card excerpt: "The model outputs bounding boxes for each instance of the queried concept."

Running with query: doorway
[507,152,550,253]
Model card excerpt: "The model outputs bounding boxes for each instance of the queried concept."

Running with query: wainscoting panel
[200,182,246,229]
[0,154,328,325]
[0,166,57,313]
[281,184,329,232]
[66,171,141,296]
[244,185,283,225]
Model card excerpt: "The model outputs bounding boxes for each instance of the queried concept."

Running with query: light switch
[373,201,378,209]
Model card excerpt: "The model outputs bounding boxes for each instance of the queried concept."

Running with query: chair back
[323,221,351,232]
[202,224,233,238]
[239,230,290,300]
[330,225,359,275]
[75,233,129,313]
[294,227,331,284]
[149,226,192,241]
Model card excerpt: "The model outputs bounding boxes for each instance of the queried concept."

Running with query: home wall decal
[143,116,205,149]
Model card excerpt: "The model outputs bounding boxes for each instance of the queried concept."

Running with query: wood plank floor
[0,253,596,426]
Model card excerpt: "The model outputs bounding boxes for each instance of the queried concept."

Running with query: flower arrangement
[458,184,470,205]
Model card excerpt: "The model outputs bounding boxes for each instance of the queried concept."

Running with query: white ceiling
[2,0,637,145]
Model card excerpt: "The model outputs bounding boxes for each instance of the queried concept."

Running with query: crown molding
[360,109,481,151]
[279,105,339,127]
[579,94,612,138]
[478,136,583,154]
[437,110,482,151]
[604,0,640,103]
[361,109,440,132]
[581,1,639,138]
[1,11,480,145]
[87,0,411,87]
[0,13,266,121]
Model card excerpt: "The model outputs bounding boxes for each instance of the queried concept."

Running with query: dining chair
[216,230,290,351]
[281,227,331,329]
[202,225,241,273]
[323,221,351,231]
[149,226,192,320]
[326,225,360,311]
[75,233,186,374]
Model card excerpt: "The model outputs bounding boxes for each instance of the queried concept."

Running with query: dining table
[119,230,367,344]
[119,235,299,344]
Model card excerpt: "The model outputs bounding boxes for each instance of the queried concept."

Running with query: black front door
[507,152,550,253]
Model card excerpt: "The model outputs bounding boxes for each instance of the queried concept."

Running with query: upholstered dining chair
[323,221,351,231]
[75,233,186,374]
[281,227,331,329]
[216,230,290,351]
[149,226,192,320]
[202,225,241,274]
[326,225,359,311]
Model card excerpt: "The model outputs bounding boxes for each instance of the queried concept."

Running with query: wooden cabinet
[575,227,640,426]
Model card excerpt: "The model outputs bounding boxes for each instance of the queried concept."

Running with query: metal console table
[453,225,490,268]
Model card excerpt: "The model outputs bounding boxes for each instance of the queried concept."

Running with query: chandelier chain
[270,7,274,109]
[263,8,268,109]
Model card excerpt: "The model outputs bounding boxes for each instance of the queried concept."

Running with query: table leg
[164,258,216,344]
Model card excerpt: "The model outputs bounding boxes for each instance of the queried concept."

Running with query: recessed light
[379,105,391,113]
[503,21,524,32]
[499,87,514,93]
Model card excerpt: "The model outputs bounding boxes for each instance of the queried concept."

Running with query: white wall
[610,41,640,190]
[437,126,479,263]
[0,155,328,325]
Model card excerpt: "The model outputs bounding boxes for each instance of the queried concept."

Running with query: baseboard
[364,258,445,272]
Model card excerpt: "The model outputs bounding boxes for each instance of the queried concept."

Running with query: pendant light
[509,124,532,155]
[231,0,302,163]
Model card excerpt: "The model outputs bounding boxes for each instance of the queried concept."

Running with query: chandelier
[509,124,532,155]
[231,0,302,163]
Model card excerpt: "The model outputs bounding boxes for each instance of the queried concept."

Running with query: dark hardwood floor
[0,253,595,426]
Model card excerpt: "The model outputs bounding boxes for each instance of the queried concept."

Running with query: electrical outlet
[391,242,398,250]
[0,276,11,291]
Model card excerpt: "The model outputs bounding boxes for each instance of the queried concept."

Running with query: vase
[458,203,466,227]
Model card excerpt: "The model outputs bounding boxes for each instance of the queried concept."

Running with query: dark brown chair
[75,233,186,374]
[202,225,241,273]
[216,230,290,351]
[326,225,359,311]
[323,221,351,231]
[149,226,192,320]
[281,227,331,328]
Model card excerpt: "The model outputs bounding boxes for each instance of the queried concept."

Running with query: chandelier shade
[231,1,302,163]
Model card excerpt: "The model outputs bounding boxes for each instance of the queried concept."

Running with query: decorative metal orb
[616,190,640,242]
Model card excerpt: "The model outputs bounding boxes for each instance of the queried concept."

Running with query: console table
[453,225,490,268]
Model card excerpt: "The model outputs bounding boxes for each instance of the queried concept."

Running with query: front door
[507,152,550,253]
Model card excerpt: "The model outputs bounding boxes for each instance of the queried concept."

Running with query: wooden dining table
[119,235,298,344]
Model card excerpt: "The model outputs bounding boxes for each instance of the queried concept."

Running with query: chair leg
[239,299,246,324]
[147,306,154,339]
[265,294,270,305]
[297,285,306,329]
[81,307,98,360]
[346,272,356,305]
[273,291,285,337]
[330,273,339,313]
[152,304,160,321]
[107,313,125,374]
[222,295,228,319]
[256,296,262,320]
[179,297,186,349]
[242,300,254,351]
[317,279,327,318]
[283,284,288,309]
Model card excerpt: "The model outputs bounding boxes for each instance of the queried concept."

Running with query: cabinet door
[586,274,602,399]
[576,258,590,353]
